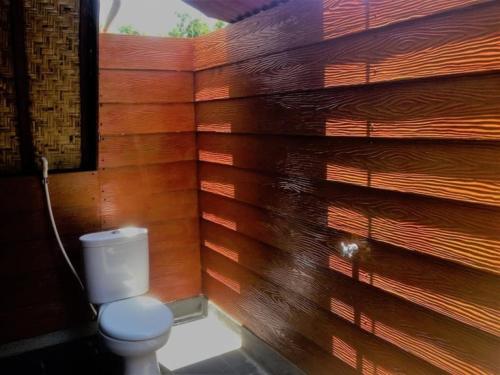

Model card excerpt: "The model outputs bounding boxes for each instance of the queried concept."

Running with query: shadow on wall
[195,0,500,373]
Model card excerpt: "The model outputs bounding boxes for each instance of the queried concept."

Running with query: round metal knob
[340,242,359,258]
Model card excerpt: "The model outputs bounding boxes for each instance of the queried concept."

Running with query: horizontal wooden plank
[200,162,500,274]
[194,0,485,70]
[0,204,101,245]
[0,300,90,344]
[198,134,500,207]
[0,171,99,213]
[0,172,99,343]
[0,164,199,343]
[100,103,194,135]
[202,251,442,374]
[101,189,198,229]
[201,222,499,374]
[0,239,62,277]
[100,70,193,103]
[48,172,100,208]
[99,133,196,168]
[99,162,199,226]
[151,242,201,302]
[368,0,487,28]
[147,218,200,250]
[194,0,366,71]
[99,161,197,196]
[196,73,500,140]
[195,2,500,100]
[148,218,201,301]
[0,176,44,213]
[204,271,354,375]
[99,34,193,71]
[0,268,89,313]
[200,192,500,336]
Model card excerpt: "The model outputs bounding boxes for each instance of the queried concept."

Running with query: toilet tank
[80,227,149,304]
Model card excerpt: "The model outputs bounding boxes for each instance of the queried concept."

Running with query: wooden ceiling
[183,0,286,23]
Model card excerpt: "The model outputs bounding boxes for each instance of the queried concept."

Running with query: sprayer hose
[42,178,97,318]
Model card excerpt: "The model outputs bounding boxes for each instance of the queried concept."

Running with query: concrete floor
[159,311,266,374]
[0,313,268,375]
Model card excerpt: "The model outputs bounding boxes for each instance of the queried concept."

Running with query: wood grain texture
[0,239,71,278]
[200,192,500,336]
[98,162,201,298]
[100,70,193,103]
[195,2,500,100]
[99,162,198,227]
[201,222,499,374]
[0,173,101,244]
[194,0,485,70]
[101,189,198,229]
[100,103,195,135]
[194,1,500,372]
[151,242,201,302]
[0,171,99,213]
[99,34,193,71]
[99,161,197,196]
[199,162,500,275]
[148,218,200,251]
[196,73,500,140]
[99,133,196,168]
[1,268,87,313]
[194,0,366,70]
[2,27,201,345]
[97,33,201,312]
[203,271,356,375]
[0,178,100,250]
[368,0,487,28]
[148,218,202,302]
[0,172,100,344]
[202,250,442,375]
[198,134,500,207]
[0,298,91,345]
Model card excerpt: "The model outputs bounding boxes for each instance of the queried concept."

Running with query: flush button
[111,230,120,235]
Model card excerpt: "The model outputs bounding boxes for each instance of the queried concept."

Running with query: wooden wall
[194,1,500,373]
[0,35,200,344]
[98,34,200,306]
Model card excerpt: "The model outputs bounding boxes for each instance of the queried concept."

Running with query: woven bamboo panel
[0,0,22,173]
[23,0,81,169]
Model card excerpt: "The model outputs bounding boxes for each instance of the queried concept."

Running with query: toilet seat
[99,295,173,341]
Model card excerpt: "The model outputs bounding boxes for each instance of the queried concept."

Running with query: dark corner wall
[193,0,500,374]
[0,1,201,343]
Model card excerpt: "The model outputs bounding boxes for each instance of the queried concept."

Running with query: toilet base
[99,329,170,375]
[124,352,160,375]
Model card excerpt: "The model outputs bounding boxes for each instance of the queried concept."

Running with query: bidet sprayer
[41,156,49,183]
[39,155,97,318]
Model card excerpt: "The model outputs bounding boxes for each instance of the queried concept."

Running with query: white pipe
[40,157,97,318]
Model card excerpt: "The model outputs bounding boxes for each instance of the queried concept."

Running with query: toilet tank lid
[80,227,147,248]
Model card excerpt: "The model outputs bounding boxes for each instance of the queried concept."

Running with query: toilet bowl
[80,228,173,375]
[98,295,173,375]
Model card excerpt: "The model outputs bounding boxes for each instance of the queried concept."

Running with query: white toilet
[80,227,173,375]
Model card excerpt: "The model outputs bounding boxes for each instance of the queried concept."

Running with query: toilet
[80,227,173,375]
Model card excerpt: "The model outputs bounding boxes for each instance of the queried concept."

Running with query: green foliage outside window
[168,12,226,38]
[118,24,141,35]
[116,13,226,37]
